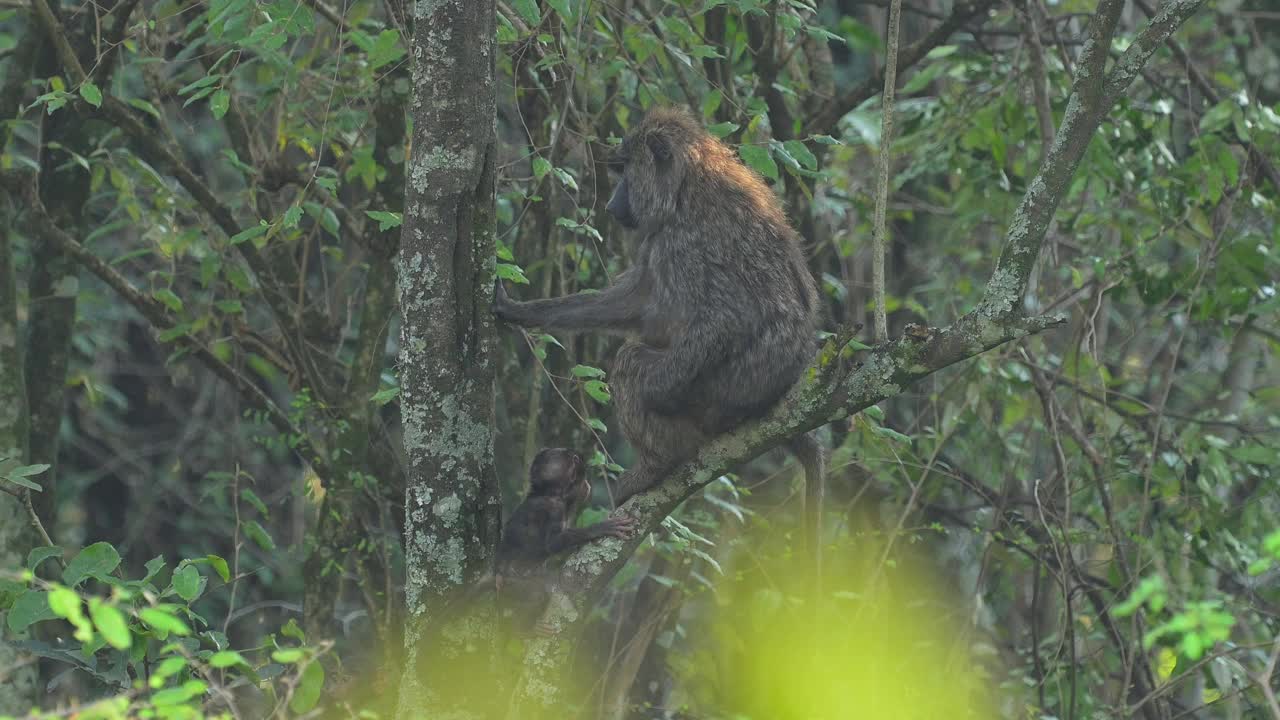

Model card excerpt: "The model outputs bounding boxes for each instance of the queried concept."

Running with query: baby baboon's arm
[545,516,636,554]
[495,269,645,335]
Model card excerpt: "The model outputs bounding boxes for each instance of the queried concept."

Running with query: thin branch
[301,0,344,27]
[978,0,1207,318]
[870,0,903,344]
[0,171,332,480]
[25,0,336,404]
[811,0,999,135]
[1131,0,1280,193]
[1017,0,1056,157]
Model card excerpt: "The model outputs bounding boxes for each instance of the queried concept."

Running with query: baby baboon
[495,447,635,633]
[495,107,824,505]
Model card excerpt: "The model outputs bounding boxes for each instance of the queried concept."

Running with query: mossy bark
[394,2,501,717]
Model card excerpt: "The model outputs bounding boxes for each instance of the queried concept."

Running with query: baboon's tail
[789,431,826,489]
[789,432,827,568]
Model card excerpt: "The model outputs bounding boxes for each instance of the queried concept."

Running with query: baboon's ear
[645,133,671,162]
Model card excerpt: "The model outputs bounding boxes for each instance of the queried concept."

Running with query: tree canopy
[1,0,1277,718]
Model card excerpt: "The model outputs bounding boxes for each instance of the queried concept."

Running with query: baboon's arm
[545,518,634,554]
[495,269,645,335]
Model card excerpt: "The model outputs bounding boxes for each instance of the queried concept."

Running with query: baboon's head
[529,447,587,504]
[606,107,704,231]
[606,106,782,233]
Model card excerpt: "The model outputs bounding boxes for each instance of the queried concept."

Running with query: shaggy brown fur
[496,107,824,505]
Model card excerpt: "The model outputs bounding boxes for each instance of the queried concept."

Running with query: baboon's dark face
[606,177,637,229]
[606,126,679,231]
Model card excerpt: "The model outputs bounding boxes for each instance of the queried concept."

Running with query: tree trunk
[0,221,39,715]
[394,1,500,717]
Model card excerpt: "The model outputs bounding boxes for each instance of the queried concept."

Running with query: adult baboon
[495,107,824,506]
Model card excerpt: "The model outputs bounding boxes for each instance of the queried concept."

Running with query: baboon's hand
[596,515,638,540]
[493,280,516,322]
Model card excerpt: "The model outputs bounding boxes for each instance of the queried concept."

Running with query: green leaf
[571,364,607,379]
[365,210,402,231]
[8,591,57,632]
[290,661,326,713]
[370,386,400,406]
[2,473,43,492]
[63,542,122,586]
[770,140,801,171]
[552,167,578,191]
[871,425,911,443]
[140,607,192,636]
[143,556,166,582]
[245,521,276,551]
[209,650,246,668]
[1200,100,1234,133]
[240,488,269,517]
[281,617,305,641]
[707,122,739,138]
[79,81,103,108]
[810,134,842,145]
[153,288,184,313]
[583,380,611,404]
[545,0,571,20]
[738,144,779,181]
[283,205,303,228]
[150,656,188,687]
[305,203,340,237]
[512,0,540,25]
[209,89,229,119]
[229,223,269,245]
[368,29,404,70]
[89,598,132,650]
[171,564,201,602]
[152,680,207,706]
[27,546,62,572]
[702,89,723,119]
[783,140,817,170]
[532,156,552,180]
[272,648,305,663]
[128,98,162,119]
[496,262,529,285]
[206,555,231,583]
[845,338,872,351]
[177,74,219,96]
[48,587,85,625]
[7,463,50,479]
[4,463,49,490]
